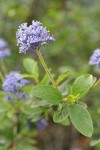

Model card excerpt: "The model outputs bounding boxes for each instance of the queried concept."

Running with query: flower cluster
[0,39,8,49]
[89,48,100,68]
[0,48,11,59]
[16,20,55,54]
[36,119,48,131]
[2,72,29,100]
[0,39,11,59]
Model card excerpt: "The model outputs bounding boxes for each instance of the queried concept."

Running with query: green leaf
[18,139,39,150]
[18,142,38,150]
[0,103,7,113]
[53,104,69,123]
[23,58,39,78]
[90,139,100,146]
[71,74,96,100]
[39,74,51,85]
[31,85,63,105]
[66,95,75,102]
[79,102,87,109]
[56,71,70,85]
[70,104,93,137]
[23,106,42,115]
[59,118,70,126]
[31,100,50,108]
[21,74,37,79]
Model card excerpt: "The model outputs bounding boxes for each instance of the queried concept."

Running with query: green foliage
[71,74,96,98]
[31,85,63,105]
[69,104,93,137]
[90,139,100,146]
[23,58,39,79]
[31,100,50,108]
[56,71,70,85]
[39,74,50,85]
[53,104,69,123]
[18,141,39,150]
[67,74,96,102]
[0,0,100,149]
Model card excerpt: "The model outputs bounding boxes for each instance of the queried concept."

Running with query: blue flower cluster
[16,20,55,54]
[0,48,11,59]
[0,39,11,59]
[36,119,48,131]
[89,48,100,68]
[2,72,29,100]
[0,39,8,49]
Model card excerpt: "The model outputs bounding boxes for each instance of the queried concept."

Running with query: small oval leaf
[23,58,39,78]
[70,104,93,137]
[71,74,96,100]
[56,71,70,85]
[53,104,69,123]
[90,139,100,146]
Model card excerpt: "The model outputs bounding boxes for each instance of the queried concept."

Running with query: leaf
[66,95,75,102]
[31,100,50,108]
[23,58,39,78]
[23,106,42,115]
[21,74,36,79]
[59,80,70,96]
[70,104,93,137]
[56,71,70,85]
[39,74,51,85]
[53,104,69,123]
[0,103,7,113]
[90,139,100,146]
[79,102,87,109]
[31,85,63,105]
[22,86,32,92]
[18,142,38,150]
[59,118,70,126]
[71,74,96,100]
[17,139,39,150]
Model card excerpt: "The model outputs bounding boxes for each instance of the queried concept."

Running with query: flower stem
[0,59,7,75]
[0,71,4,81]
[13,115,17,150]
[36,49,57,88]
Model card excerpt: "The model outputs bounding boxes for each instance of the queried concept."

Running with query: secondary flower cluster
[89,48,100,68]
[26,119,48,131]
[0,39,11,59]
[2,72,29,100]
[36,119,48,131]
[16,20,55,54]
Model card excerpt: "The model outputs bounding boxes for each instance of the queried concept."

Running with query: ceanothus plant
[16,20,99,138]
[0,21,99,150]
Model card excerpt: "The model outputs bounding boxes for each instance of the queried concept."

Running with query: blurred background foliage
[0,0,100,149]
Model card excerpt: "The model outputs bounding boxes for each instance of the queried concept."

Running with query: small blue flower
[0,48,11,59]
[36,119,48,131]
[2,72,29,100]
[16,20,55,54]
[89,48,100,68]
[0,39,8,49]
[0,39,11,59]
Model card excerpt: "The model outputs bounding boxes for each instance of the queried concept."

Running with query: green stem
[13,114,18,150]
[36,49,57,88]
[0,59,7,75]
[0,71,4,81]
[89,78,100,91]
